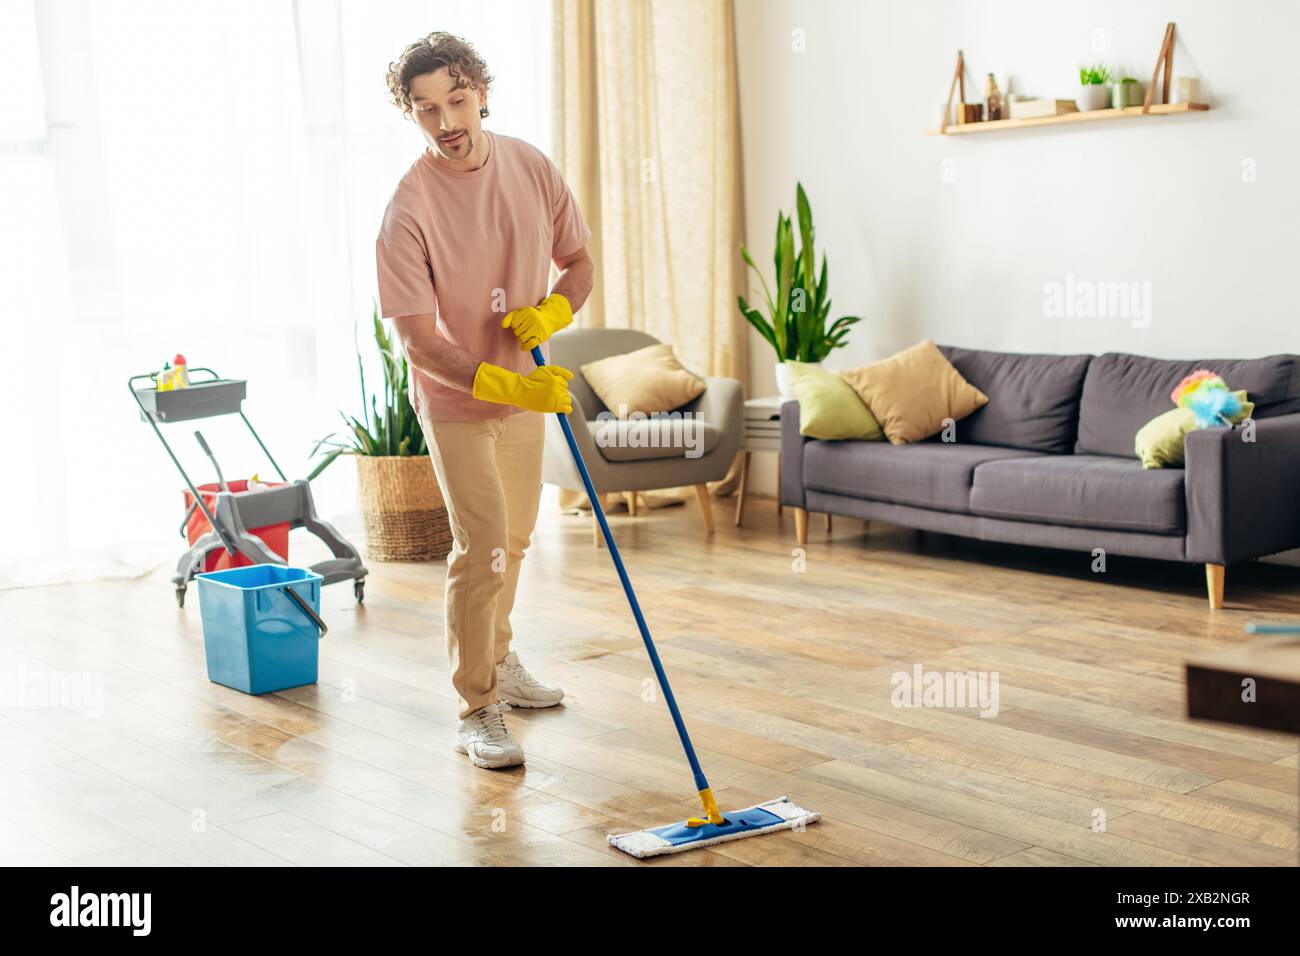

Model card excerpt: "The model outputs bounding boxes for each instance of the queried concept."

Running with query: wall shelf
[930,22,1208,138]
[925,101,1210,136]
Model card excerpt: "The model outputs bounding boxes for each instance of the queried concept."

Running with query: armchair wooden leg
[1206,563,1225,610]
[734,451,751,527]
[593,512,602,548]
[824,512,832,532]
[794,507,808,545]
[694,483,715,535]
[626,491,638,516]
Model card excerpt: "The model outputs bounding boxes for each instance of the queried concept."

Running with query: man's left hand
[501,293,573,351]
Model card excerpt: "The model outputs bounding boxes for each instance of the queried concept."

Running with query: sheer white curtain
[0,0,552,589]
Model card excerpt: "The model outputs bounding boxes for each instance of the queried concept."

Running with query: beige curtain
[552,0,748,507]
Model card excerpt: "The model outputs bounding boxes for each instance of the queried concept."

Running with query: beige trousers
[418,410,546,718]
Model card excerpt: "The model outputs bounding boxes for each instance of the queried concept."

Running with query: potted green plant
[738,182,860,397]
[1077,63,1113,111]
[1111,75,1144,108]
[309,304,451,562]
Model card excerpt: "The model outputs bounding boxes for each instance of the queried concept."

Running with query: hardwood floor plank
[992,708,1298,793]
[897,733,1299,852]
[986,846,1095,867]
[1188,778,1300,821]
[0,817,74,865]
[354,780,633,867]
[841,740,1134,826]
[1105,810,1297,867]
[797,759,1212,867]
[221,811,406,866]
[780,683,1218,792]
[17,761,287,865]
[75,843,186,867]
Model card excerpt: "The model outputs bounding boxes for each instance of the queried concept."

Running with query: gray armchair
[543,328,743,541]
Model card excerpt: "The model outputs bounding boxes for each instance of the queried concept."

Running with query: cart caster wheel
[354,581,365,605]
[175,586,187,608]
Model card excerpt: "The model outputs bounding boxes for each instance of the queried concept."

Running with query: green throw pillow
[786,361,883,441]
[1134,389,1253,469]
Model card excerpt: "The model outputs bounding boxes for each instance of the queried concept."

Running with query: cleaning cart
[130,366,368,608]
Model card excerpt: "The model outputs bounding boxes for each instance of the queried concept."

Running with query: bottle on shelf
[985,73,1003,121]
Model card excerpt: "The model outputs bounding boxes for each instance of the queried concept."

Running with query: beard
[437,128,474,158]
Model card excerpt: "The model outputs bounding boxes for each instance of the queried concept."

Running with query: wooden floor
[2,497,1298,867]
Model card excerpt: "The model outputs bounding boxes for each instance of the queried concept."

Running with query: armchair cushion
[541,367,742,495]
[588,418,721,462]
[580,343,706,415]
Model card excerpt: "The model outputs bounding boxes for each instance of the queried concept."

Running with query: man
[375,32,593,770]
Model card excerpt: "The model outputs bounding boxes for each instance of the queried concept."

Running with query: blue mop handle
[531,345,711,795]
[1245,623,1300,635]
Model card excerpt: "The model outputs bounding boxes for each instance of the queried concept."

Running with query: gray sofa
[779,347,1300,608]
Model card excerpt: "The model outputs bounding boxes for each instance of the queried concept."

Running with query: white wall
[735,0,1299,376]
[733,0,1300,496]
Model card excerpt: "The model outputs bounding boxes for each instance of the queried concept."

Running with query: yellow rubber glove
[471,362,574,414]
[501,293,573,351]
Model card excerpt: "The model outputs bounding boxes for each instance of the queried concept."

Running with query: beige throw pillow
[839,340,988,444]
[580,343,706,414]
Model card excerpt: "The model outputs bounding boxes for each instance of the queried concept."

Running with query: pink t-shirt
[375,132,591,421]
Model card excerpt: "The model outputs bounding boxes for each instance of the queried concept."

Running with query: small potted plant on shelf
[309,304,451,562]
[1112,75,1144,108]
[737,183,861,397]
[1077,63,1113,111]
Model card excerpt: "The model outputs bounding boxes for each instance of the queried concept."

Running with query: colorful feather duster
[1171,370,1244,429]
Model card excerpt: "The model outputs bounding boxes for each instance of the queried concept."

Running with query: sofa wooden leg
[794,507,808,545]
[825,512,832,532]
[626,491,638,517]
[1206,563,1225,610]
[694,484,715,535]
[776,452,783,515]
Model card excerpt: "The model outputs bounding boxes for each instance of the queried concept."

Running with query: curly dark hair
[385,32,494,119]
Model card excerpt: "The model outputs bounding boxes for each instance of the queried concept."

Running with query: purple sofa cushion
[938,346,1092,454]
[1076,352,1300,458]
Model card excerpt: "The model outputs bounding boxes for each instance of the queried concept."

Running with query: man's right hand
[472,362,574,414]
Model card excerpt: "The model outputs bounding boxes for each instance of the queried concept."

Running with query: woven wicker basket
[355,454,452,562]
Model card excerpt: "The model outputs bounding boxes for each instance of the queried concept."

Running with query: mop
[530,346,819,858]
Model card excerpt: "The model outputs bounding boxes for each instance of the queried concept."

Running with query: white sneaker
[455,703,524,769]
[496,651,565,709]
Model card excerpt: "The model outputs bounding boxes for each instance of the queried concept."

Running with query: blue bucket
[195,564,325,695]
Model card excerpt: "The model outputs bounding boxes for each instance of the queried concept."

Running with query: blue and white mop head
[607,796,820,859]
